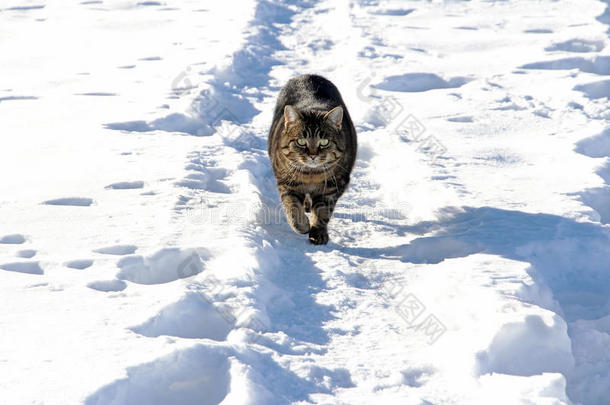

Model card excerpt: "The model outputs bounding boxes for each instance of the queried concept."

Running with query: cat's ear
[284,105,301,126]
[324,106,343,130]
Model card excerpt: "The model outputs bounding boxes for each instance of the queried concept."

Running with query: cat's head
[281,105,344,170]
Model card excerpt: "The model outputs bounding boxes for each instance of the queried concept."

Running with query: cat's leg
[280,190,310,234]
[308,195,337,245]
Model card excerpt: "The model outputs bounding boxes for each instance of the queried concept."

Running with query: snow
[1,0,610,404]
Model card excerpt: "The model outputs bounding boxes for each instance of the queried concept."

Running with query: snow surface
[1,0,610,404]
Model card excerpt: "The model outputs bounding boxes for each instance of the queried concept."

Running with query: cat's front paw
[308,226,329,245]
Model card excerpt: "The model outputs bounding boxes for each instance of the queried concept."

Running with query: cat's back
[272,74,344,122]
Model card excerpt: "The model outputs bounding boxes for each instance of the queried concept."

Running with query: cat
[268,74,357,245]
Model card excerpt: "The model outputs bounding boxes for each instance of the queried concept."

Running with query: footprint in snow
[105,181,144,190]
[65,259,94,270]
[447,116,473,123]
[75,93,117,97]
[307,39,333,53]
[87,279,127,292]
[0,234,26,244]
[521,56,610,76]
[176,150,233,194]
[16,249,37,258]
[43,197,93,207]
[373,73,471,93]
[400,367,434,387]
[0,96,38,102]
[137,2,162,7]
[370,8,414,16]
[94,245,138,255]
[524,28,553,34]
[0,262,43,275]
[105,112,206,136]
[546,39,605,53]
[358,46,379,58]
[3,5,45,11]
[176,168,230,193]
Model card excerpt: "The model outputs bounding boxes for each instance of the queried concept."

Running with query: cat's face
[281,105,343,171]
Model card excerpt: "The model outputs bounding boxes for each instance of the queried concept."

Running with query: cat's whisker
[329,160,348,172]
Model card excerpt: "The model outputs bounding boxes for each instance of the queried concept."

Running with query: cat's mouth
[299,156,326,169]
[303,160,323,169]
[298,157,337,170]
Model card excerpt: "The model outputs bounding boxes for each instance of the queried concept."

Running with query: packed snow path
[2,0,610,404]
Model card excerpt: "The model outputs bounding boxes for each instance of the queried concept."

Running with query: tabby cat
[268,74,357,245]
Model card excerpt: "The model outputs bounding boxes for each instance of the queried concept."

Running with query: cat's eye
[296,138,307,147]
[319,139,330,148]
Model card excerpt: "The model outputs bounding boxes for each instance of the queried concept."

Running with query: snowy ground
[1,0,610,404]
